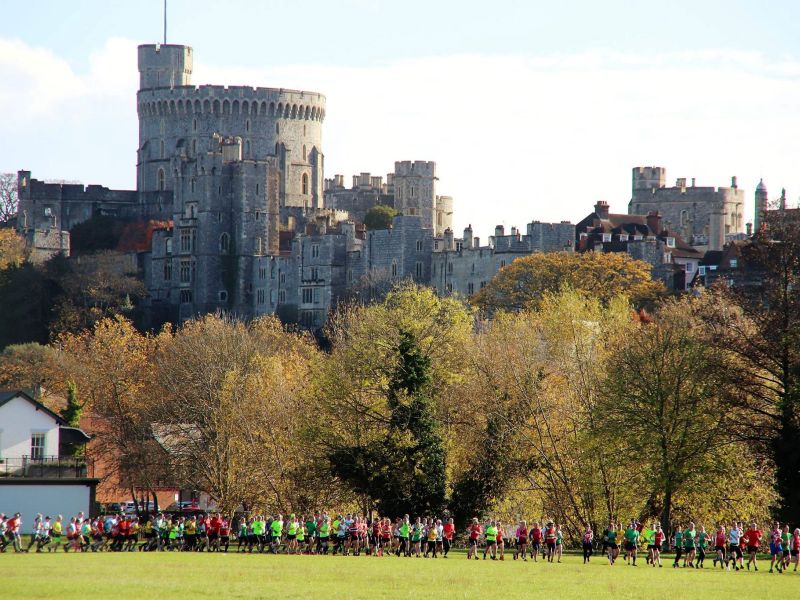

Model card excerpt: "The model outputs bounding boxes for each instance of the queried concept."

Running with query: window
[446,283,453,293]
[256,238,263,255]
[302,288,313,304]
[698,266,707,276]
[602,233,612,242]
[157,168,165,191]
[256,184,259,196]
[303,145,307,160]
[219,291,228,303]
[416,240,423,252]
[730,259,738,268]
[259,266,267,280]
[276,123,280,134]
[310,267,319,280]
[166,238,173,255]
[619,234,629,241]
[685,262,694,273]
[164,260,172,281]
[280,271,286,284]
[180,228,193,252]
[500,260,506,268]
[180,289,193,304]
[246,119,250,132]
[257,289,265,305]
[311,244,320,258]
[468,282,474,295]
[434,241,439,250]
[191,139,197,155]
[160,139,165,159]
[666,237,676,248]
[313,288,320,304]
[480,281,487,289]
[30,432,46,460]
[219,233,230,254]
[447,262,453,274]
[190,178,196,193]
[193,118,197,132]
[391,260,398,277]
[410,186,416,198]
[415,261,423,278]
[302,173,309,195]
[180,259,193,283]
[279,290,286,303]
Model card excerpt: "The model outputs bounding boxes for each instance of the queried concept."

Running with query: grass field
[3,550,800,599]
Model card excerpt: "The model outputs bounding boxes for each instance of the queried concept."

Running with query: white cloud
[2,38,800,240]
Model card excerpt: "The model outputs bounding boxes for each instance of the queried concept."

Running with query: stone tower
[754,179,768,231]
[393,161,452,236]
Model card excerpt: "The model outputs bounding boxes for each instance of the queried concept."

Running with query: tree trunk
[660,488,673,539]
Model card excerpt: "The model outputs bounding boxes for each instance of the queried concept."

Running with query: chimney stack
[646,211,662,235]
[594,200,610,219]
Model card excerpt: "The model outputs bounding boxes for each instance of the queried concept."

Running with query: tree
[0,228,26,269]
[0,173,17,224]
[0,262,60,348]
[0,342,61,391]
[472,251,664,314]
[363,205,397,230]
[598,298,753,532]
[699,205,800,523]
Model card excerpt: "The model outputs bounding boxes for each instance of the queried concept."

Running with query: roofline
[0,390,66,425]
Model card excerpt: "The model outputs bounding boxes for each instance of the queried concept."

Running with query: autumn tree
[472,251,664,314]
[363,205,397,230]
[0,342,61,391]
[0,228,26,269]
[598,298,757,532]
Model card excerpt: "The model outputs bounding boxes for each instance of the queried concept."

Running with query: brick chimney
[594,200,610,219]
[646,211,662,235]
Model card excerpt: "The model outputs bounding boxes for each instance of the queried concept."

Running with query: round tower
[754,179,768,231]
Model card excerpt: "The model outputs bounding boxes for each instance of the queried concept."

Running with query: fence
[0,455,94,479]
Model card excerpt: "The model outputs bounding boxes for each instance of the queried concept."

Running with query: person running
[642,523,655,565]
[713,525,726,569]
[696,525,708,568]
[496,521,506,561]
[791,528,800,572]
[305,514,317,555]
[514,520,528,561]
[623,520,638,566]
[582,525,594,563]
[672,524,683,568]
[544,521,557,563]
[769,521,783,573]
[606,522,619,565]
[443,518,454,558]
[781,524,791,572]
[218,516,230,553]
[728,522,743,570]
[467,518,481,560]
[530,522,542,562]
[286,514,299,555]
[270,514,283,554]
[683,522,696,568]
[555,524,563,563]
[318,516,331,555]
[483,520,498,560]
[744,521,762,571]
[425,520,438,558]
[435,519,444,558]
[652,524,665,567]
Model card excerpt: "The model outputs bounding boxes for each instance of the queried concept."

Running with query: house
[0,390,98,533]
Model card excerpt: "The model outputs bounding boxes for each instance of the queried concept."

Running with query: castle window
[257,289,265,305]
[193,119,197,132]
[164,260,172,281]
[166,238,172,255]
[276,123,280,134]
[259,266,267,280]
[256,238,263,254]
[157,168,165,191]
[246,119,250,133]
[219,291,228,303]
[304,124,307,135]
[410,186,416,198]
[219,232,230,254]
[280,271,286,284]
[190,178,196,193]
[303,145,307,161]
[180,290,193,304]
[730,259,738,268]
[279,290,286,303]
[192,139,197,155]
[275,142,280,155]
[180,229,193,252]
[256,184,259,196]
[415,262,423,279]
[391,260,398,278]
[302,173,309,195]
[310,266,319,281]
[180,259,192,283]
[448,262,453,274]
[680,210,688,227]
[160,140,165,159]
[416,240,423,252]
[302,288,313,304]
[311,244,320,258]
[468,282,474,295]
[245,140,251,157]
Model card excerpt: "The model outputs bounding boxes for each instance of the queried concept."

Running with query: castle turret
[138,44,193,90]
[754,179,768,231]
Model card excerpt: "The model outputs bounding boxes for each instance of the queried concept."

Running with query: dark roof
[0,389,66,425]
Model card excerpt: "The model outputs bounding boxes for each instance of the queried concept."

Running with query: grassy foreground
[3,551,800,599]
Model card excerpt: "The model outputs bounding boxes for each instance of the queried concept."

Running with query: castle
[14,42,764,328]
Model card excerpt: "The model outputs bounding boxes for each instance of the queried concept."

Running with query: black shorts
[287,534,296,540]
[715,545,725,553]
[427,540,436,550]
[729,545,742,557]
[791,549,799,557]
[531,541,541,550]
[624,542,636,551]
[608,543,618,550]
[208,533,218,541]
[469,538,478,547]
[747,546,759,554]
[546,542,556,550]
[647,544,657,550]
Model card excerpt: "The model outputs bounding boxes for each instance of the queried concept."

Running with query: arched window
[157,168,165,191]
[193,118,197,132]
[302,173,309,195]
[246,119,250,132]
[191,139,197,155]
[276,123,280,134]
[219,232,230,254]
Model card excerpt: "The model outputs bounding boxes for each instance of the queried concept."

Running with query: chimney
[731,176,738,189]
[691,177,696,187]
[444,228,455,251]
[746,222,753,236]
[463,224,473,249]
[495,225,505,238]
[594,200,610,219]
[646,211,662,235]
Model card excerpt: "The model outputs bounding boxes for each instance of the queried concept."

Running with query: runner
[606,522,619,565]
[443,518,454,558]
[467,518,481,560]
[672,524,683,569]
[623,520,638,566]
[514,520,528,561]
[696,525,708,568]
[544,521,557,563]
[496,520,505,561]
[744,521,762,571]
[781,524,791,572]
[652,524,665,567]
[530,522,542,562]
[713,525,726,570]
[791,528,800,572]
[683,522,696,568]
[483,520,498,560]
[727,522,742,571]
[582,525,594,564]
[769,521,783,573]
[555,524,563,563]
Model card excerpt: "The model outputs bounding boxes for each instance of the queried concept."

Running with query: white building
[0,390,96,534]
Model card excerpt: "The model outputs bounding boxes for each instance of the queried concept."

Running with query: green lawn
[3,550,800,599]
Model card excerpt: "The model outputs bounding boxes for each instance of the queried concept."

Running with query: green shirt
[607,531,617,543]
[411,524,422,542]
[296,526,305,542]
[486,526,498,542]
[319,523,329,538]
[252,521,264,535]
[643,529,655,544]
[782,532,791,550]
[684,530,695,549]
[288,521,298,535]
[624,528,637,544]
[306,520,317,536]
[271,520,283,536]
[674,531,683,547]
[698,532,708,549]
[400,523,410,538]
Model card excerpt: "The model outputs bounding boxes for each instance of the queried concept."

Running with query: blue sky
[2,0,800,236]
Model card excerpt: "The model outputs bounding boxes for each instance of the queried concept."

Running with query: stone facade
[628,166,746,251]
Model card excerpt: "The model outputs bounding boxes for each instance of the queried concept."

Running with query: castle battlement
[394,161,436,178]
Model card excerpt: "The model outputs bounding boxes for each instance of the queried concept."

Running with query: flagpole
[163,0,167,44]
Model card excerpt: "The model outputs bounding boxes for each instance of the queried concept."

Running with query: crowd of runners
[2,511,800,573]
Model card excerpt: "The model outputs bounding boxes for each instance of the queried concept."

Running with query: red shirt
[531,528,542,542]
[443,523,455,540]
[219,520,230,536]
[210,517,221,534]
[745,529,762,547]
[469,524,482,540]
[654,531,665,545]
[715,532,725,547]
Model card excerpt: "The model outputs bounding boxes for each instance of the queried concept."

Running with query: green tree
[363,205,397,230]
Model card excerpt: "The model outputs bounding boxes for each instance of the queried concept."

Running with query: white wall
[0,483,92,534]
[0,395,60,459]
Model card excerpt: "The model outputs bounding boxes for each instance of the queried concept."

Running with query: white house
[0,390,97,534]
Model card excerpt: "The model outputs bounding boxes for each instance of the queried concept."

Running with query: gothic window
[164,260,172,281]
[245,140,251,157]
[180,229,192,252]
[256,184,259,196]
[275,142,279,155]
[246,119,250,132]
[302,288,313,304]
[190,178,195,193]
[157,168,165,191]
[279,290,286,303]
[257,289,265,305]
[192,139,197,155]
[165,238,172,255]
[468,282,474,295]
[391,260,398,278]
[179,259,192,283]
[180,290,193,304]
[276,123,280,134]
[219,232,230,254]
[416,240,423,252]
[311,244,320,258]
[302,173,309,195]
[193,118,197,132]
[410,186,416,198]
[256,238,263,254]
[415,261,423,279]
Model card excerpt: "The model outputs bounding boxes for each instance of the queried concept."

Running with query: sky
[2,0,800,238]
